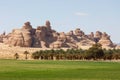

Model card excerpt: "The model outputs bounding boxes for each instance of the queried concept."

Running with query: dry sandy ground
[0,43,70,59]
[0,43,120,62]
[0,43,89,59]
[0,43,51,59]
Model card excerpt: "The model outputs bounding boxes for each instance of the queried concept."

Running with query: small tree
[24,51,30,60]
[86,43,104,60]
[14,53,19,60]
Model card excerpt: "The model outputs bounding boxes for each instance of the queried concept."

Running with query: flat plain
[0,59,120,80]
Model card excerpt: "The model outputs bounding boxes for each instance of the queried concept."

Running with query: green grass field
[0,59,120,80]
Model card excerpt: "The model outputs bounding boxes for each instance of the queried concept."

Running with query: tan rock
[22,22,32,30]
[95,31,102,39]
[1,21,115,49]
[45,20,51,30]
[50,41,63,48]
[77,39,95,47]
[59,32,66,40]
[98,32,114,47]
[75,28,84,36]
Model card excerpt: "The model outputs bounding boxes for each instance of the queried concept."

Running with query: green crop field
[0,59,120,80]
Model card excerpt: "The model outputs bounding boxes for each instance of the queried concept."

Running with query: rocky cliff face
[4,22,33,47]
[0,20,116,49]
[98,32,114,48]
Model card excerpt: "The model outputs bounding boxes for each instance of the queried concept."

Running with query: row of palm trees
[32,44,120,60]
[103,49,120,60]
[32,49,86,60]
[14,44,120,60]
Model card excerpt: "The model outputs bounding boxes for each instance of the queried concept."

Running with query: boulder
[66,30,74,36]
[45,20,51,30]
[95,31,102,39]
[22,22,32,30]
[75,28,84,36]
[90,32,94,38]
[59,32,66,41]
[0,32,6,43]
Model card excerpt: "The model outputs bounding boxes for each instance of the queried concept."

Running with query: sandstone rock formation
[22,22,32,30]
[0,20,116,49]
[75,28,84,37]
[4,22,33,47]
[98,32,114,48]
[0,32,6,43]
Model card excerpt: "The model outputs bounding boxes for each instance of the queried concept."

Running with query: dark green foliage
[14,53,19,60]
[24,51,30,60]
[103,49,113,60]
[32,44,120,60]
[86,43,104,60]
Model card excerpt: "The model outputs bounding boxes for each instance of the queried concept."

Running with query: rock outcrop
[4,22,33,47]
[0,32,6,43]
[98,32,114,48]
[0,20,116,49]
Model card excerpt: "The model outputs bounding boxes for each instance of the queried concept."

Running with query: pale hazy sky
[0,0,120,43]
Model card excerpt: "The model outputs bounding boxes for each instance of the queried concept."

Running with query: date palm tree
[14,53,19,60]
[32,51,40,59]
[24,51,30,60]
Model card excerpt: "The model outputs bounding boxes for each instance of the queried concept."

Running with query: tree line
[31,43,120,60]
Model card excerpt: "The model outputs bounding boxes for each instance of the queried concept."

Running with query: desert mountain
[0,20,116,49]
